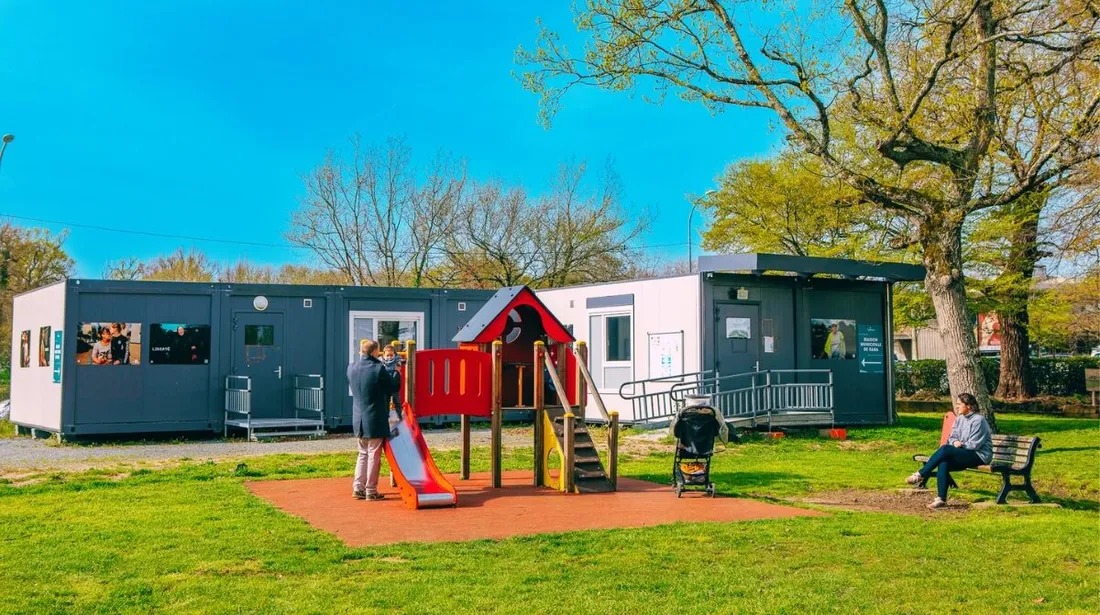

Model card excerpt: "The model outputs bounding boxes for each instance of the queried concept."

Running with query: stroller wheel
[674,484,682,498]
[707,484,716,497]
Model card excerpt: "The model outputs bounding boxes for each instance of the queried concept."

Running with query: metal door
[233,312,285,418]
[714,303,761,380]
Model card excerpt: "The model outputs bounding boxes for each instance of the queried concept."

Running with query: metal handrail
[669,370,763,402]
[224,375,251,438]
[294,373,325,425]
[620,368,834,425]
[618,369,716,399]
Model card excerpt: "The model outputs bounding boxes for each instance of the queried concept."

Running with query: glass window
[605,315,631,362]
[245,325,275,346]
[378,320,418,349]
[351,317,374,359]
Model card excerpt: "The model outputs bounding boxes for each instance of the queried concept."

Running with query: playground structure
[382,286,620,509]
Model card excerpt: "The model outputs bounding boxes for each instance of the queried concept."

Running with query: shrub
[894,356,1099,397]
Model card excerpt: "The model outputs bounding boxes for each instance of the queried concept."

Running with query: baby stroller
[670,395,728,497]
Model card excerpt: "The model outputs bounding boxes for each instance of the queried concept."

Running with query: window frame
[347,310,426,365]
[588,307,634,394]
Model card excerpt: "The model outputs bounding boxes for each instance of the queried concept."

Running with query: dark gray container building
[9,279,492,437]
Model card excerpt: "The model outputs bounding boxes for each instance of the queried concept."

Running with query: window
[588,311,633,392]
[245,325,275,346]
[605,315,631,362]
[348,311,424,363]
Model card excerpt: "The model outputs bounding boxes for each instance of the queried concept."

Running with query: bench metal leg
[1022,474,1040,504]
[996,473,1012,504]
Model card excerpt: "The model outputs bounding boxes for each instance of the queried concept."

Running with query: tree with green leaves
[518,0,1100,425]
[0,223,75,365]
[702,149,905,259]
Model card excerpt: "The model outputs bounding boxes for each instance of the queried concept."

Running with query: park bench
[912,413,1042,504]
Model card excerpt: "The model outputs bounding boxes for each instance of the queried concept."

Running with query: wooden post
[563,412,576,494]
[517,364,526,407]
[574,341,587,418]
[404,340,416,408]
[608,411,619,492]
[460,414,471,480]
[556,342,569,409]
[491,340,503,488]
[533,341,546,488]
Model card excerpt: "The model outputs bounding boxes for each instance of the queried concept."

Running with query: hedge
[894,356,1100,397]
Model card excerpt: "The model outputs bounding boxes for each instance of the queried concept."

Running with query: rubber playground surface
[246,471,822,546]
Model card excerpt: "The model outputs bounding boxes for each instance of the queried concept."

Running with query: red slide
[383,403,457,509]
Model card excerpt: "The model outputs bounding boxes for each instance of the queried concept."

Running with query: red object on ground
[765,432,785,439]
[246,471,822,546]
[829,428,847,440]
[383,403,457,509]
[939,412,957,445]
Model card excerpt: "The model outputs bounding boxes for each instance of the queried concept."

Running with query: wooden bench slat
[992,453,1028,460]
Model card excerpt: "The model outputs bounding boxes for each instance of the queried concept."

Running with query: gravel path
[0,429,533,472]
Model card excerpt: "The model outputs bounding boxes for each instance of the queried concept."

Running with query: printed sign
[648,332,684,379]
[52,330,63,384]
[857,324,885,374]
[764,336,775,354]
[726,318,751,339]
[1086,368,1100,392]
[811,318,856,360]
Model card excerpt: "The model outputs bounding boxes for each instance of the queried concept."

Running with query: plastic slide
[383,403,457,509]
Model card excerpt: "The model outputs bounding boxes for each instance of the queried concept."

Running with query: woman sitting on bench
[906,393,993,509]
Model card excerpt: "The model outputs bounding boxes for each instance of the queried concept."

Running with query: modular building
[9,279,492,437]
[536,253,925,426]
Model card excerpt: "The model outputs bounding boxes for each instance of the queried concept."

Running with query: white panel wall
[538,275,702,421]
[10,282,66,431]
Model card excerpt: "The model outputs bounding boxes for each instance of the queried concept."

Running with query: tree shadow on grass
[1036,446,1099,455]
[630,469,807,499]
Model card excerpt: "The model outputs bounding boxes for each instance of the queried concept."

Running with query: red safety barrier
[412,349,493,418]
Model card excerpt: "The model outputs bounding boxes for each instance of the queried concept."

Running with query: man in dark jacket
[349,339,401,500]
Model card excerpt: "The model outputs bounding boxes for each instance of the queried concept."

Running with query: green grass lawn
[0,414,1096,614]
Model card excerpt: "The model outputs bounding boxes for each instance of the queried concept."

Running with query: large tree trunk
[921,217,998,431]
[994,309,1034,399]
[993,194,1043,400]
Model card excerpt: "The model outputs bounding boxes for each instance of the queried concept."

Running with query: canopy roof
[697,253,925,282]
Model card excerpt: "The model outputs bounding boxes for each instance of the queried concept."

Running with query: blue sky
[0,1,781,278]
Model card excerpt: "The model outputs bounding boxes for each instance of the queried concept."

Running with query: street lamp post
[688,189,717,273]
[0,134,14,172]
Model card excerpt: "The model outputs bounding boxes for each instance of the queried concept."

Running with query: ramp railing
[224,375,251,437]
[293,374,325,426]
[621,369,834,426]
[618,370,717,422]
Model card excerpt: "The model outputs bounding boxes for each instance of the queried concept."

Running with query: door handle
[274,366,282,379]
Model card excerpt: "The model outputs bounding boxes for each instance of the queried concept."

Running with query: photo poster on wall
[810,318,857,360]
[19,330,30,368]
[38,326,51,367]
[77,323,142,365]
[648,332,684,379]
[725,318,751,339]
[149,324,211,365]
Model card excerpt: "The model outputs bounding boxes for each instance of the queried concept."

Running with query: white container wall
[538,275,702,421]
[10,281,66,431]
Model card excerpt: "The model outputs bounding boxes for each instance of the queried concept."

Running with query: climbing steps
[545,405,614,493]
